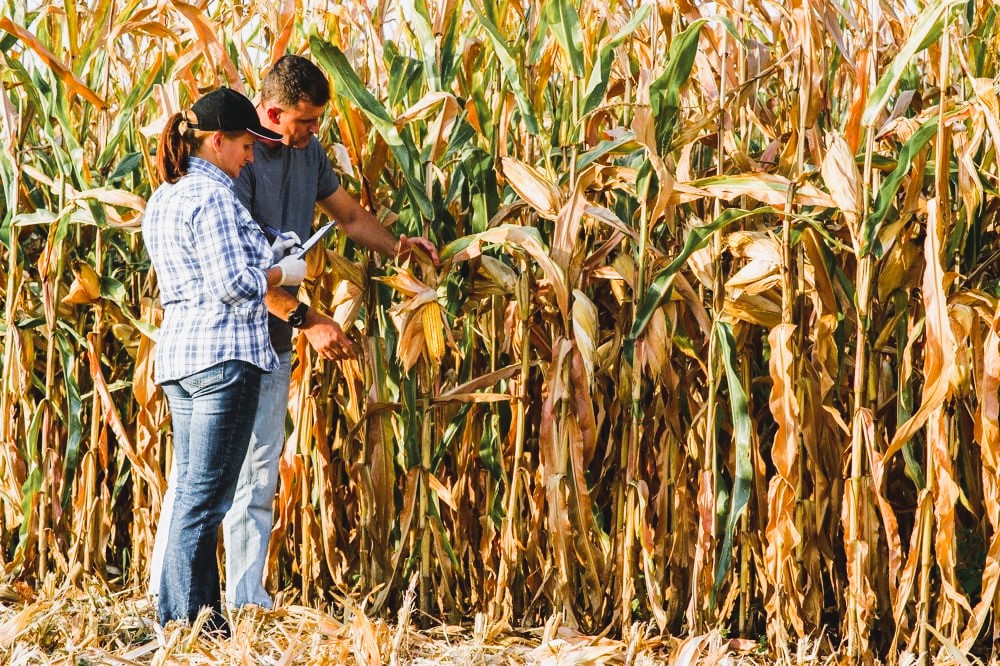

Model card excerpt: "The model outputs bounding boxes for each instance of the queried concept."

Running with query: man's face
[266,100,326,149]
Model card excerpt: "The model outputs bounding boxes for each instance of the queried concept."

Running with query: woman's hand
[271,254,307,286]
[270,231,301,263]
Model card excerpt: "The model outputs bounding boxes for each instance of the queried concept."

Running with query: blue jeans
[157,360,263,634]
[223,351,291,607]
[149,352,291,608]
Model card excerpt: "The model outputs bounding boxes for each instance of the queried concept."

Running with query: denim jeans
[150,352,291,609]
[157,359,263,634]
[222,350,291,607]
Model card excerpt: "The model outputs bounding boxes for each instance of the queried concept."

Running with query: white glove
[270,231,301,263]
[275,254,307,286]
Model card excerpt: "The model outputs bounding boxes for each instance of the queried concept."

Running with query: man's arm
[286,187,438,361]
[318,188,439,265]
[264,287,354,360]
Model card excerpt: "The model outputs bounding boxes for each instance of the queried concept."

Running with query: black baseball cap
[189,87,282,141]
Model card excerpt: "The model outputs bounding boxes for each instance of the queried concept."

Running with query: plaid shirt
[143,157,278,383]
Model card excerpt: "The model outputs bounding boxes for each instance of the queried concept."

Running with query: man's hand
[396,234,440,267]
[301,310,356,361]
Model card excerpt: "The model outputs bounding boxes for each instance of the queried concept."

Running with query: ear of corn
[420,302,445,366]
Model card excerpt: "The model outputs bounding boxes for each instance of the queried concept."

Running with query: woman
[142,86,305,634]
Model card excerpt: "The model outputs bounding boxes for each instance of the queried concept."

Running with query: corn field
[1,0,999,661]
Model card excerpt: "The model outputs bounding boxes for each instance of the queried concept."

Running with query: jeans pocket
[181,362,227,392]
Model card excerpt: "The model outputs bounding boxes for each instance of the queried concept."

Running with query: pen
[262,223,297,245]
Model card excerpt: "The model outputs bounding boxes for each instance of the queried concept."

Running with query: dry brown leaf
[821,132,862,246]
[571,289,598,384]
[696,173,836,208]
[62,261,102,305]
[885,199,956,460]
[168,0,242,90]
[0,18,107,108]
[500,157,562,220]
[764,323,805,644]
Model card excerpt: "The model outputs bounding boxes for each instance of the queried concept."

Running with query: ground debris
[0,579,852,665]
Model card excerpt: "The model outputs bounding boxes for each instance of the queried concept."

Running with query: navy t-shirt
[233,137,340,353]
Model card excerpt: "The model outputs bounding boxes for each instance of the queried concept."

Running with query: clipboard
[291,221,336,258]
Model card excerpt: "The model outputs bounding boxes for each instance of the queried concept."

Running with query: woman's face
[213,131,255,178]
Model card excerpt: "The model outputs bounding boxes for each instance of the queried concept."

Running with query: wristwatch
[286,302,309,328]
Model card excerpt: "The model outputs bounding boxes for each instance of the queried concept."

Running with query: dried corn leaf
[500,157,562,220]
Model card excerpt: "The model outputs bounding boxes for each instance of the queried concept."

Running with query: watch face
[288,304,307,328]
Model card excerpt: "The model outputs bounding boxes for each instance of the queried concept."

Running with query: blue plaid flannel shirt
[143,157,278,383]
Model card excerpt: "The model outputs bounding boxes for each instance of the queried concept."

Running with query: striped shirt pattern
[143,157,278,383]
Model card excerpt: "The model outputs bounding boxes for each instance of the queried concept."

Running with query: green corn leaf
[573,132,639,176]
[434,403,470,469]
[626,207,777,362]
[7,56,53,133]
[487,399,515,524]
[650,19,708,154]
[310,36,434,222]
[468,85,495,141]
[429,512,462,568]
[528,4,550,66]
[0,152,15,246]
[99,277,158,339]
[581,4,650,116]
[17,463,43,551]
[111,461,131,506]
[79,0,114,59]
[96,58,163,171]
[401,373,421,468]
[471,1,540,134]
[713,321,752,602]
[106,152,143,185]
[56,330,83,511]
[970,6,996,75]
[544,0,586,78]
[407,0,441,91]
[862,0,962,127]
[17,404,46,549]
[451,147,499,234]
[479,412,505,485]
[439,1,460,86]
[50,78,87,187]
[385,41,425,109]
[862,117,938,257]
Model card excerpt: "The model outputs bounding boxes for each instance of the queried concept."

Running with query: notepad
[291,221,336,258]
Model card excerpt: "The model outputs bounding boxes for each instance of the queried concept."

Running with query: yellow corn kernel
[422,302,445,364]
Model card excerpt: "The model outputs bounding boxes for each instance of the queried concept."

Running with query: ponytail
[156,111,206,184]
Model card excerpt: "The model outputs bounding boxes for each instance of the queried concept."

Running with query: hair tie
[179,109,199,134]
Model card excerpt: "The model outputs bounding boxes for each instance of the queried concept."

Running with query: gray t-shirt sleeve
[314,142,340,201]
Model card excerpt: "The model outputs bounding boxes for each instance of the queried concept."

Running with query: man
[150,55,438,608]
